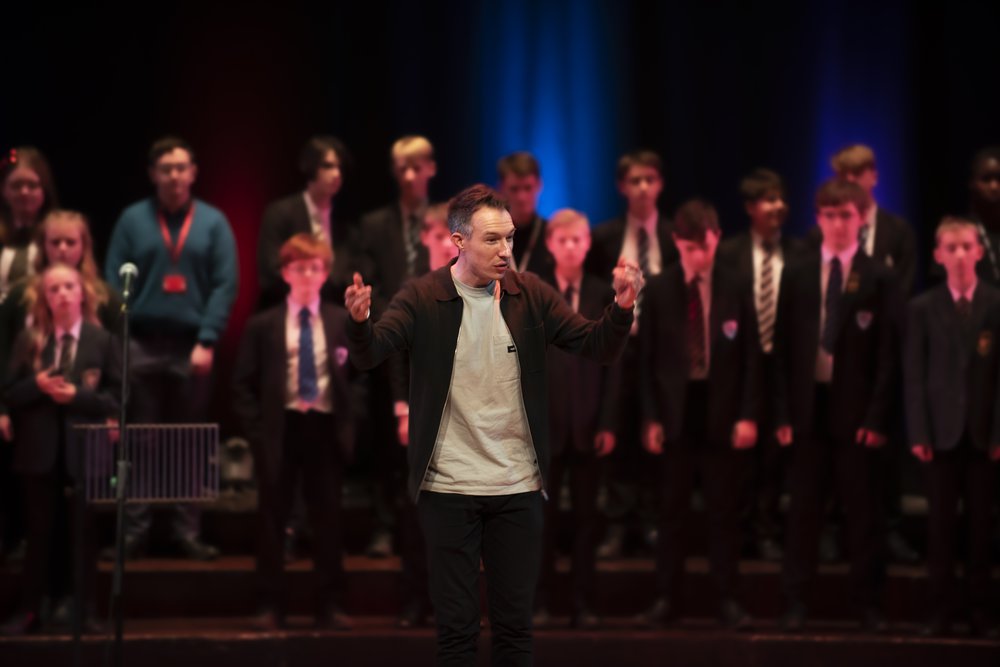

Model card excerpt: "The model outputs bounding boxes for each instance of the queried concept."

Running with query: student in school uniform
[635,199,762,631]
[233,233,356,631]
[774,179,897,633]
[0,264,120,635]
[717,168,804,562]
[905,217,1000,638]
[533,209,619,630]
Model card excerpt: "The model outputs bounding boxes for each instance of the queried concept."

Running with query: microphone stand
[108,288,133,667]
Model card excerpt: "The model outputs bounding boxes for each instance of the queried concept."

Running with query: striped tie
[757,241,776,353]
[633,227,651,332]
[406,213,421,277]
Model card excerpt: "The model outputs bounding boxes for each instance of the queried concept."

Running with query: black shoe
[365,530,393,558]
[780,602,806,632]
[596,525,625,560]
[634,597,676,630]
[283,527,298,563]
[756,537,784,562]
[860,608,888,634]
[819,526,841,564]
[532,605,552,629]
[886,530,920,565]
[1,611,41,636]
[719,599,753,631]
[396,600,426,629]
[316,603,353,631]
[100,535,146,562]
[252,605,283,632]
[177,537,219,561]
[969,610,999,639]
[918,613,952,638]
[571,606,602,630]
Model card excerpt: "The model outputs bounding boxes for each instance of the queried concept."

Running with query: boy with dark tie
[233,233,355,631]
[775,179,897,633]
[636,199,761,630]
[905,217,1000,638]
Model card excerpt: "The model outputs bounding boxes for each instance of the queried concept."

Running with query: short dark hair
[448,184,509,238]
[739,168,785,202]
[148,136,195,166]
[815,178,870,215]
[496,152,541,181]
[616,149,663,183]
[672,198,720,242]
[970,146,1000,176]
[830,144,877,176]
[299,135,350,182]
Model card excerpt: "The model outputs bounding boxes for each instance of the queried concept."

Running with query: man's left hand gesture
[612,258,644,310]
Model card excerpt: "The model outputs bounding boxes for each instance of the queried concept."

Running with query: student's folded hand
[911,444,933,463]
[642,422,664,455]
[594,431,616,457]
[731,420,757,450]
[775,425,793,447]
[856,428,886,448]
[0,415,11,441]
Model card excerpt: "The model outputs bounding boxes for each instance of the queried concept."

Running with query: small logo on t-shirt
[507,344,516,353]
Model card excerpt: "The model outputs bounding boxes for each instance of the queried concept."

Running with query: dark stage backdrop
[3,1,999,434]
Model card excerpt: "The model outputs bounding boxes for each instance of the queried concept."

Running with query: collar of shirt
[554,274,582,295]
[751,230,781,251]
[400,201,428,224]
[821,243,858,270]
[158,198,193,223]
[55,318,83,342]
[626,210,658,235]
[948,279,978,303]
[682,265,712,288]
[866,203,878,227]
[303,191,332,224]
[287,296,321,318]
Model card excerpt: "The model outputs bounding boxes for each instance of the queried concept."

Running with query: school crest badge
[722,320,739,340]
[979,331,993,357]
[855,310,873,331]
[82,368,101,390]
[335,346,349,367]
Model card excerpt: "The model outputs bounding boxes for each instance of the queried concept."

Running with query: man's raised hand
[612,258,644,310]
[344,272,373,323]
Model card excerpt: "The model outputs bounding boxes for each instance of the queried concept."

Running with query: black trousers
[125,333,212,542]
[746,353,785,544]
[925,439,997,617]
[419,490,543,667]
[20,472,97,615]
[536,444,601,612]
[654,382,750,603]
[256,410,346,612]
[783,386,886,609]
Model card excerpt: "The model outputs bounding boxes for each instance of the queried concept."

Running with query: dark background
[3,0,999,429]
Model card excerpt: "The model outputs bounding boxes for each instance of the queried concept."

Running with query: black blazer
[639,263,763,444]
[4,321,121,476]
[904,283,1000,452]
[717,232,806,334]
[257,193,356,310]
[807,207,916,294]
[585,214,679,281]
[514,215,555,280]
[232,302,356,484]
[544,273,620,455]
[358,204,430,315]
[772,250,898,438]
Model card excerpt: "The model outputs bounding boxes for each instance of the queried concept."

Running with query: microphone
[119,263,139,301]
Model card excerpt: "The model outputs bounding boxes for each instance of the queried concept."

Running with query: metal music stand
[70,423,220,667]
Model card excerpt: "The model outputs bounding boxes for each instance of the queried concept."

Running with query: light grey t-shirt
[421,270,542,495]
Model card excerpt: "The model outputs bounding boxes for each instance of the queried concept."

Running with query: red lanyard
[157,203,195,264]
